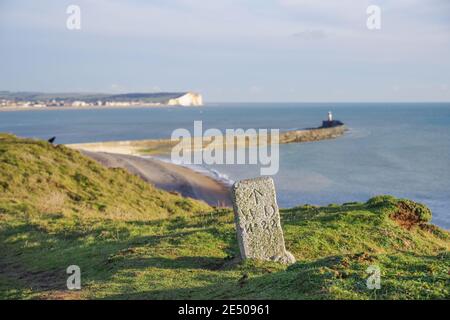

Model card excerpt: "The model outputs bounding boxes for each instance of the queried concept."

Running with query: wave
[140,154,235,187]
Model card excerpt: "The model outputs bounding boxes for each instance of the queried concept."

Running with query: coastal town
[0,99,141,108]
[0,99,162,108]
[0,91,203,109]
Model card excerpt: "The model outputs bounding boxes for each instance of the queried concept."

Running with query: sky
[0,0,449,102]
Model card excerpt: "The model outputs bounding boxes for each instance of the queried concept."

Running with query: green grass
[0,133,449,300]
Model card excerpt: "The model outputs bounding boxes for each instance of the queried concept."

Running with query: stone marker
[231,177,296,265]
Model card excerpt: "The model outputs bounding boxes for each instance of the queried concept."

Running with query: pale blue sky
[0,0,449,102]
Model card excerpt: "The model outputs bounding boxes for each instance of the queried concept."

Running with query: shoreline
[150,154,235,188]
[81,151,232,207]
[0,104,200,112]
[67,125,348,156]
[68,125,346,207]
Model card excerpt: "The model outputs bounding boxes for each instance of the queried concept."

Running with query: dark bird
[238,273,249,288]
[48,136,56,144]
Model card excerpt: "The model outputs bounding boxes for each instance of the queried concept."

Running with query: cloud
[0,0,449,101]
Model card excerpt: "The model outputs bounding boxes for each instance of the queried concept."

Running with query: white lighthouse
[327,111,333,122]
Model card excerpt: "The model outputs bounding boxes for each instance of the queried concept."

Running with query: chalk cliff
[167,92,203,106]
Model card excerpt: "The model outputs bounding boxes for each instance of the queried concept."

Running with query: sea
[1,103,449,229]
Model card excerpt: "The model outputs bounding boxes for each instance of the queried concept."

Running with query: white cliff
[167,92,203,106]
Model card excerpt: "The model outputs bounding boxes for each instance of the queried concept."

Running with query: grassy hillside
[0,134,449,300]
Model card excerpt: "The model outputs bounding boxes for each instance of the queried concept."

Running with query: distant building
[322,111,343,128]
[72,101,88,107]
[0,91,204,108]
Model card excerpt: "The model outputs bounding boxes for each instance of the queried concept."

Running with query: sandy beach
[82,151,232,207]
[68,125,346,207]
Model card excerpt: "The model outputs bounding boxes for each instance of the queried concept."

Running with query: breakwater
[67,125,347,156]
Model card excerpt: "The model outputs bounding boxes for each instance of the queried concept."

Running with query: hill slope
[0,134,448,299]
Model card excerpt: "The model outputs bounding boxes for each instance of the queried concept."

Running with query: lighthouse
[321,111,343,128]
[327,111,333,122]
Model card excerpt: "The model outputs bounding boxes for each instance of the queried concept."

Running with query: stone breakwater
[279,125,347,144]
[67,125,348,156]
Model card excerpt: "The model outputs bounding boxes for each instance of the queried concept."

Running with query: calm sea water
[1,103,449,229]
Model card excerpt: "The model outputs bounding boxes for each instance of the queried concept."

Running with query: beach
[3,103,448,228]
[81,151,232,207]
[68,125,347,156]
[69,125,346,208]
